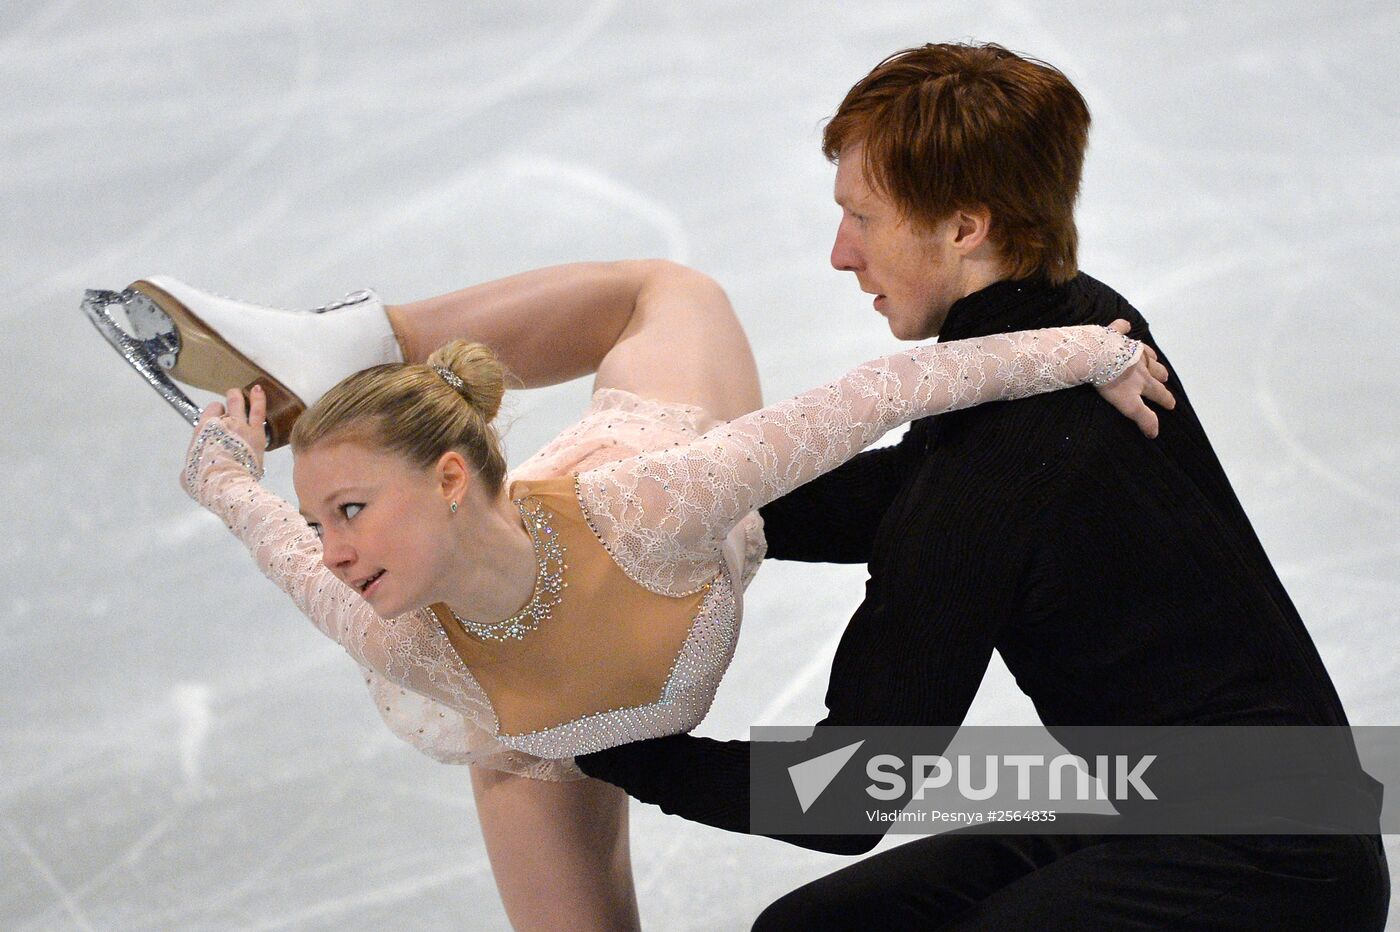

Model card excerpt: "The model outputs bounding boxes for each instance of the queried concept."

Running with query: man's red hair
[823,43,1091,284]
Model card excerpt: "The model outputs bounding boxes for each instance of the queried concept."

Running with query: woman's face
[293,440,450,619]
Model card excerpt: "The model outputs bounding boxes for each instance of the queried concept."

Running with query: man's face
[831,143,963,340]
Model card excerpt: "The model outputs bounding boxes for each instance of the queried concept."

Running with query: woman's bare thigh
[593,262,762,423]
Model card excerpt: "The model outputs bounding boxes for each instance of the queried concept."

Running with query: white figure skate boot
[82,278,404,449]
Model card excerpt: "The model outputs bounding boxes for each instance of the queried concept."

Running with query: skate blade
[82,288,201,426]
[80,288,275,447]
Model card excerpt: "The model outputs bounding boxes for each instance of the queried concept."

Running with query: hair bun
[425,340,505,422]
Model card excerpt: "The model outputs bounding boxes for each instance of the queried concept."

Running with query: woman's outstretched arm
[575,322,1171,595]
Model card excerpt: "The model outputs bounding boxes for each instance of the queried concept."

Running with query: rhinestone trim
[572,473,714,598]
[184,420,264,488]
[447,496,567,642]
[1089,328,1142,387]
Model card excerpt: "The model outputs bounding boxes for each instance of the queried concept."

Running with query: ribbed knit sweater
[575,273,1354,853]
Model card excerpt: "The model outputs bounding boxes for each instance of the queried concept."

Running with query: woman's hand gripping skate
[1097,319,1175,438]
[200,386,269,469]
[180,387,269,496]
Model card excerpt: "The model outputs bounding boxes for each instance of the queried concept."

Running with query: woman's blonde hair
[289,340,508,493]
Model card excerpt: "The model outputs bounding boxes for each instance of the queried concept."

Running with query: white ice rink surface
[3,1,1398,929]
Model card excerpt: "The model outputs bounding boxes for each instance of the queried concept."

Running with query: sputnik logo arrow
[788,740,866,813]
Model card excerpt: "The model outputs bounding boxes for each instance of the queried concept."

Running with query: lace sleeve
[180,419,584,781]
[577,325,1140,594]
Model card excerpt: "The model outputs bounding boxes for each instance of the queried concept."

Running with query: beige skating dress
[181,325,1139,781]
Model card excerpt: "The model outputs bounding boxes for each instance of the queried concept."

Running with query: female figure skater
[151,259,1167,929]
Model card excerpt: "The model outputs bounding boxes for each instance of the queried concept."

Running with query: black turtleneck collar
[937,274,1090,342]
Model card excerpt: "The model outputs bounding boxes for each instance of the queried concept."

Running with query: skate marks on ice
[9,0,619,306]
[8,690,498,931]
[1253,280,1400,520]
[274,151,690,297]
[4,816,99,932]
[8,7,321,303]
[481,155,691,264]
[171,682,213,799]
[8,808,181,932]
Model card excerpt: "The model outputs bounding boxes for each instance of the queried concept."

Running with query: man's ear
[951,205,994,254]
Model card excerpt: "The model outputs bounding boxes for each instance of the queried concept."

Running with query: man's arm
[575,731,881,855]
[757,431,915,564]
[575,626,996,856]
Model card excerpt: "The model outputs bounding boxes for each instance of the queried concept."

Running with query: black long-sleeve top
[575,274,1355,853]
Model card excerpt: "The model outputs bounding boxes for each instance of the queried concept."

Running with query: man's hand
[1098,319,1175,438]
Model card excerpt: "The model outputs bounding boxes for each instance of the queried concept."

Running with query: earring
[450,501,458,514]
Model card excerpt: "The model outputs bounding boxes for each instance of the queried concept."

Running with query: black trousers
[752,824,1389,931]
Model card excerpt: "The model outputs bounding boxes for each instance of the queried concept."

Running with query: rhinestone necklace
[448,496,567,642]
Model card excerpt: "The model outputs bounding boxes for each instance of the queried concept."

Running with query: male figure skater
[576,43,1389,929]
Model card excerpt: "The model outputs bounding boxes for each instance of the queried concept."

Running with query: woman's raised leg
[94,260,760,442]
[386,259,762,421]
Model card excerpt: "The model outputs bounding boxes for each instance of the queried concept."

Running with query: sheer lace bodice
[182,325,1138,778]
